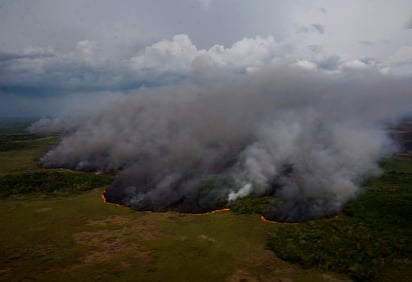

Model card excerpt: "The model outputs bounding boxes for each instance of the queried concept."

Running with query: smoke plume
[31,66,412,221]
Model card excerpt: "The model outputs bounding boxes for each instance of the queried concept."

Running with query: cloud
[75,40,98,66]
[295,60,317,70]
[389,46,412,64]
[1,31,400,102]
[129,34,198,77]
[315,55,341,71]
[311,24,325,34]
[405,15,412,29]
[0,32,397,115]
[0,48,55,62]
[129,34,279,77]
[197,0,212,9]
[358,40,374,46]
[0,34,278,99]
[296,24,325,34]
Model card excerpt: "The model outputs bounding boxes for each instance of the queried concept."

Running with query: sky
[1,0,412,117]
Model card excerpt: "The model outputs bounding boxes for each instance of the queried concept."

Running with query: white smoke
[31,65,412,221]
[228,183,253,202]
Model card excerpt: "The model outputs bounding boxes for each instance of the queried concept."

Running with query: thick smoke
[33,66,412,221]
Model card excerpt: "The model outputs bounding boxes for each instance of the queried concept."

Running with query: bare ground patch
[70,214,161,270]
[86,215,131,226]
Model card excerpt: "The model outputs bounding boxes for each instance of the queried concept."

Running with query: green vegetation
[0,122,58,175]
[0,133,41,152]
[229,195,275,214]
[194,177,235,208]
[0,120,111,198]
[268,157,412,281]
[0,171,112,198]
[0,119,53,152]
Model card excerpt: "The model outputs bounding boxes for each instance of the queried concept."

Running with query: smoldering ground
[30,66,412,221]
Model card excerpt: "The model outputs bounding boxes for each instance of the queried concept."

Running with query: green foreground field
[0,123,411,281]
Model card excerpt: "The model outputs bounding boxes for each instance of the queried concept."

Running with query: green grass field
[0,121,410,281]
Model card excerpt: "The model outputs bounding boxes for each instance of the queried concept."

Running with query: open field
[0,121,411,281]
[0,189,352,282]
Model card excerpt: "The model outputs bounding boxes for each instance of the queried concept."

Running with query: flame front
[260,214,340,224]
[260,215,282,224]
[260,215,299,224]
[209,208,230,214]
[194,208,231,215]
[100,193,338,223]
[100,192,108,203]
[101,190,124,208]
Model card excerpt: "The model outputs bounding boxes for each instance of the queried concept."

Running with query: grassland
[0,121,410,281]
[0,121,351,281]
[0,120,58,176]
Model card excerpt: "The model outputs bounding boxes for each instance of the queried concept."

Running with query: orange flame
[101,190,231,214]
[100,193,340,223]
[100,192,108,203]
[260,214,340,224]
[208,208,231,214]
[100,190,125,208]
[192,208,231,215]
[259,215,299,225]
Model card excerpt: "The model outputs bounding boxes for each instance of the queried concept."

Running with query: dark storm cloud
[1,1,412,110]
[358,41,375,46]
[0,0,297,52]
[315,55,341,70]
[0,49,54,62]
[0,34,286,97]
[406,15,412,29]
[296,24,325,34]
[311,24,325,34]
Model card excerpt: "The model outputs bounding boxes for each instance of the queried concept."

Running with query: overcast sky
[1,0,412,117]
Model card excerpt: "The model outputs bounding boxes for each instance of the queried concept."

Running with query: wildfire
[193,208,231,215]
[100,190,124,208]
[260,213,341,224]
[259,215,299,225]
[208,208,231,214]
[100,193,340,223]
[101,191,231,214]
[100,192,108,203]
[260,215,277,224]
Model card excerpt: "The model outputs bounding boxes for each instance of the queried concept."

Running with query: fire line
[100,193,337,224]
[101,190,125,208]
[259,215,299,224]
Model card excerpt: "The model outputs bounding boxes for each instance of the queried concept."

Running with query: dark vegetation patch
[389,118,412,158]
[267,156,412,281]
[228,195,276,214]
[0,171,112,198]
[0,120,112,197]
[0,133,43,152]
[0,119,55,152]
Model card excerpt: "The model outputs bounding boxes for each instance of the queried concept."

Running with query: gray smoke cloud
[31,66,412,221]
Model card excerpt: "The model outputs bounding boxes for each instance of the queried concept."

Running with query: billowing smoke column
[32,66,412,221]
